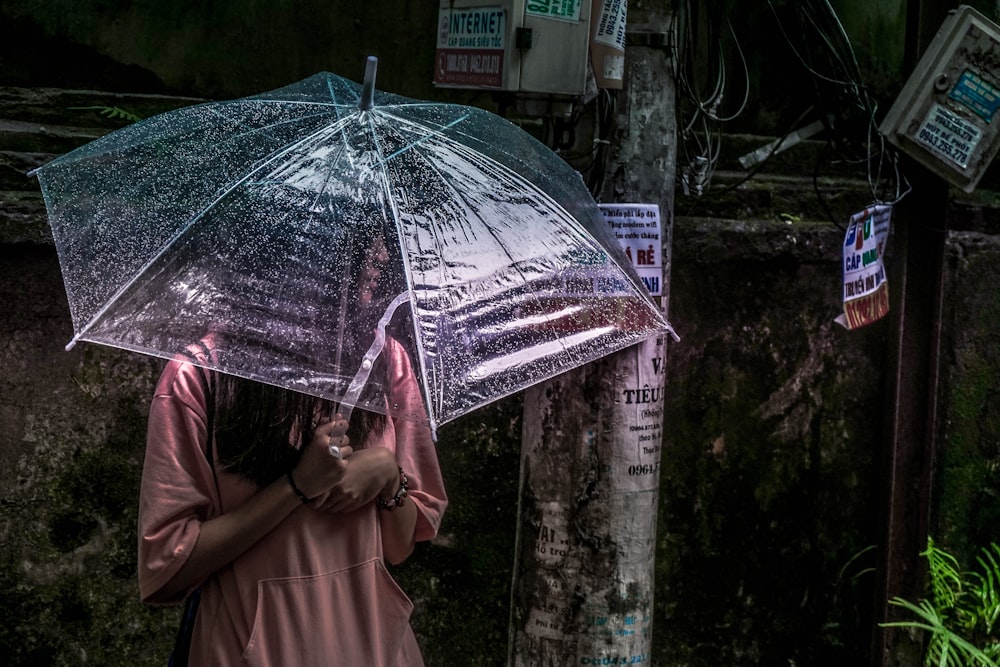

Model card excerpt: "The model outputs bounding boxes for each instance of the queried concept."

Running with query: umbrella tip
[360,56,377,111]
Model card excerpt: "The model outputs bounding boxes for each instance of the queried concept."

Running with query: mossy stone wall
[937,231,1000,559]
[9,215,997,666]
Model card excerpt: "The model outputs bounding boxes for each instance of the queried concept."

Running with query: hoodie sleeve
[137,360,219,605]
[385,338,448,543]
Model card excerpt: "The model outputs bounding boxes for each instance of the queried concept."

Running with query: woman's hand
[315,446,400,514]
[291,413,399,514]
[152,414,355,602]
[290,414,354,499]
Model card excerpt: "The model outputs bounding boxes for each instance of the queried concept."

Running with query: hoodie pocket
[242,558,413,666]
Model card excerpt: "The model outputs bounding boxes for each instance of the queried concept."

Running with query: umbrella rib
[404,130,539,279]
[202,106,344,158]
[362,112,443,430]
[326,73,361,107]
[68,112,361,348]
[373,111,470,166]
[374,120,670,425]
[379,128,510,423]
[367,113,541,401]
[437,134,651,298]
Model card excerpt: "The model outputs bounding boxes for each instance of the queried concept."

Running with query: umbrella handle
[360,56,377,111]
[338,291,409,423]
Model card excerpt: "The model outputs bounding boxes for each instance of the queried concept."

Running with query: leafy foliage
[884,539,1000,667]
[69,105,143,123]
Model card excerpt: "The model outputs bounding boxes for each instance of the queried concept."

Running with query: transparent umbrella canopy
[32,57,676,435]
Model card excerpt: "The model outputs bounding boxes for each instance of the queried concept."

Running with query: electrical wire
[670,0,909,225]
[534,88,614,198]
[670,0,750,197]
[588,88,616,199]
[764,0,908,211]
[699,104,816,198]
[527,0,910,218]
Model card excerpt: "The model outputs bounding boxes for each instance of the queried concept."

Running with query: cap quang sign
[435,6,507,88]
[836,205,892,330]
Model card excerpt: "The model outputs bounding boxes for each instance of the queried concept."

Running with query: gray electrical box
[880,5,1000,193]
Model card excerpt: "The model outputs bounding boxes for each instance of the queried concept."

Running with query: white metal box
[880,5,1000,192]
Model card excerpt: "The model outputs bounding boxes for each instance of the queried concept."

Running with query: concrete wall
[2,2,999,666]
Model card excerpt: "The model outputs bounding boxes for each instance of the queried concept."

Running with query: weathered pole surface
[508,5,676,666]
[872,1,952,666]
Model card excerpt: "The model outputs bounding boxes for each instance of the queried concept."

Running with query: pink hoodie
[138,340,447,665]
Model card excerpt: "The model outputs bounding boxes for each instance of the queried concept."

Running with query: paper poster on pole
[597,205,666,495]
[598,203,663,297]
[836,204,892,330]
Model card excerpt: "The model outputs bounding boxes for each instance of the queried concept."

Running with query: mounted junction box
[433,0,598,114]
[880,5,1000,193]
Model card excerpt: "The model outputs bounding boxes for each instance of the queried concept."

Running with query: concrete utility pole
[508,4,676,665]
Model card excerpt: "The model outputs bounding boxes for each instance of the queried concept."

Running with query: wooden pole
[872,2,953,665]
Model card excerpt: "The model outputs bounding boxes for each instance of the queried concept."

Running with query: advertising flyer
[592,0,628,49]
[916,103,982,169]
[597,203,663,297]
[836,204,892,330]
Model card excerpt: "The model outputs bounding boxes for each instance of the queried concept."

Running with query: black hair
[213,375,386,488]
[209,207,399,488]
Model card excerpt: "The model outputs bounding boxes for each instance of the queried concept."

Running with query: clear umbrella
[32,57,675,435]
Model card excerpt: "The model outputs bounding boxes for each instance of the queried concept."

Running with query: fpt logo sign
[842,211,883,277]
[843,213,872,250]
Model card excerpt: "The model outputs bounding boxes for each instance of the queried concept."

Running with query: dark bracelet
[287,470,311,504]
[377,467,408,511]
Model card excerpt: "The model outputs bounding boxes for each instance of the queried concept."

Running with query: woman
[137,232,447,665]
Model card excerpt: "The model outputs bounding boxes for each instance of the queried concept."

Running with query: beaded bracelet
[377,467,408,511]
[287,470,311,504]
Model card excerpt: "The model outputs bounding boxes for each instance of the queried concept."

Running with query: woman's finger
[324,418,348,437]
[327,440,354,460]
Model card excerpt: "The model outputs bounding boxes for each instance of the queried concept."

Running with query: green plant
[69,105,143,123]
[883,539,1000,667]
